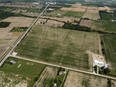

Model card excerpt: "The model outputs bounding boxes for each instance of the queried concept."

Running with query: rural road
[10,55,116,80]
[0,1,52,67]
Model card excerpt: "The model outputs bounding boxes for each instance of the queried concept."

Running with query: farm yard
[0,17,34,59]
[14,24,100,71]
[0,57,46,87]
[34,66,66,87]
[82,6,100,20]
[34,67,58,87]
[64,71,116,87]
[102,35,116,77]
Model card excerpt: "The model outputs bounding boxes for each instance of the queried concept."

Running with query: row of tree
[0,22,10,28]
[62,23,91,32]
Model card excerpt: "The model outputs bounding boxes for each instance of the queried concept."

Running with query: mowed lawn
[102,35,116,76]
[0,57,46,87]
[15,25,100,71]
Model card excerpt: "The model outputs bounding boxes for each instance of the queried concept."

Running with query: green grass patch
[99,11,116,20]
[0,57,46,87]
[47,9,67,17]
[94,20,116,32]
[102,21,116,32]
[63,11,84,18]
[10,27,28,32]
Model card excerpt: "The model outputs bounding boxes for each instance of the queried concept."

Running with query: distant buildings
[85,0,96,3]
[45,2,57,5]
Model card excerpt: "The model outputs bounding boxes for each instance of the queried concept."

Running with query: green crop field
[47,9,67,17]
[63,11,84,18]
[94,20,116,32]
[99,11,116,20]
[0,57,46,87]
[99,12,113,20]
[15,24,100,71]
[102,35,116,77]
[101,21,116,32]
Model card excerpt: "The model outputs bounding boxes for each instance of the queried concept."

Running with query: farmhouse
[92,53,106,68]
[87,51,107,68]
[47,8,54,11]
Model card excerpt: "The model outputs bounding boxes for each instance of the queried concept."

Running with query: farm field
[99,6,111,12]
[2,17,34,28]
[79,19,95,28]
[61,4,87,13]
[0,17,34,59]
[102,21,116,32]
[99,11,115,20]
[37,18,64,28]
[47,9,83,19]
[14,24,100,71]
[47,9,67,17]
[83,6,100,20]
[64,71,116,87]
[0,57,46,87]
[63,11,84,18]
[93,20,116,32]
[34,66,58,87]
[102,35,116,77]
